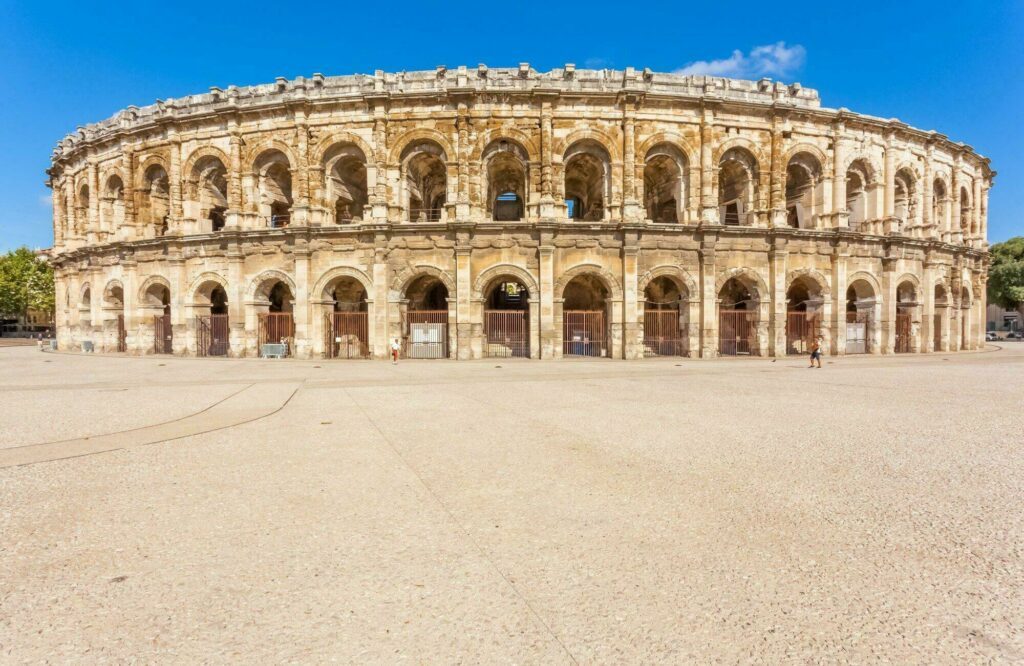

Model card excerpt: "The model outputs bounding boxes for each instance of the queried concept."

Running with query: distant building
[987,304,1022,332]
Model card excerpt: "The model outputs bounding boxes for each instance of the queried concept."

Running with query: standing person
[390,338,401,365]
[809,335,823,368]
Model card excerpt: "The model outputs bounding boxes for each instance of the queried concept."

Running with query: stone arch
[387,128,455,165]
[712,136,768,167]
[473,263,540,301]
[846,271,883,300]
[895,160,923,182]
[244,138,297,172]
[555,127,623,163]
[554,263,623,301]
[843,154,882,183]
[102,279,124,307]
[312,266,374,302]
[715,267,769,300]
[472,127,540,163]
[135,154,170,190]
[481,138,531,219]
[247,269,297,303]
[783,143,829,170]
[100,166,125,190]
[309,131,375,167]
[894,273,922,295]
[636,132,699,168]
[786,268,831,301]
[79,281,93,305]
[188,271,229,304]
[393,264,457,299]
[637,265,698,299]
[137,274,172,307]
[182,145,231,181]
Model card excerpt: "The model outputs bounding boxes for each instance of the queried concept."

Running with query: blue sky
[1,1,1021,250]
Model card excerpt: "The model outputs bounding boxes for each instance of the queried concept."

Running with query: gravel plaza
[1,344,1022,662]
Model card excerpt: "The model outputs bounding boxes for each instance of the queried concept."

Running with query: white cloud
[674,42,806,80]
[38,194,53,208]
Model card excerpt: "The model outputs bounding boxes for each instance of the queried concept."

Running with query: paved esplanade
[1,347,1021,661]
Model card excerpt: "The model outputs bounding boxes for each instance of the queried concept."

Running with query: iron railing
[563,311,606,357]
[484,310,529,358]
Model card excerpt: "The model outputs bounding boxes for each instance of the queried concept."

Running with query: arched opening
[644,144,687,223]
[324,277,369,359]
[718,277,758,355]
[79,286,92,328]
[895,280,918,353]
[194,281,229,357]
[142,282,172,354]
[643,276,687,356]
[141,165,170,236]
[933,283,948,351]
[324,144,368,224]
[254,150,292,228]
[786,276,824,355]
[960,286,972,350]
[959,186,972,238]
[845,280,876,354]
[483,276,530,358]
[894,168,917,231]
[255,278,294,356]
[564,140,609,221]
[785,153,822,229]
[404,274,450,358]
[188,156,228,232]
[485,140,528,221]
[103,283,126,352]
[562,274,609,357]
[402,141,447,222]
[846,159,874,231]
[719,148,758,226]
[932,179,947,235]
[101,175,125,235]
[75,184,90,236]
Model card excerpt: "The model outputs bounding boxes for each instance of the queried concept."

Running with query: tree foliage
[987,237,1024,309]
[0,247,54,319]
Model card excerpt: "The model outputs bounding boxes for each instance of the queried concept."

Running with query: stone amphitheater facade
[47,65,993,360]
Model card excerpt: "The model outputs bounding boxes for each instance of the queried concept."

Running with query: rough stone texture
[46,67,994,360]
[1,346,1022,662]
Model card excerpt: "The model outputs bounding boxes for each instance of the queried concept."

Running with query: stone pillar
[769,240,788,357]
[538,95,559,218]
[371,107,389,222]
[227,245,245,357]
[622,243,641,359]
[122,259,138,353]
[86,161,99,244]
[981,184,990,243]
[227,128,243,229]
[170,256,187,355]
[456,102,471,220]
[883,132,895,222]
[698,238,717,357]
[952,160,964,244]
[699,106,717,224]
[972,177,983,244]
[922,260,935,353]
[291,245,311,357]
[121,147,136,240]
[922,142,934,238]
[621,99,642,222]
[51,187,63,250]
[292,109,311,226]
[372,242,389,359]
[768,113,786,227]
[881,258,896,354]
[455,246,473,359]
[832,119,848,229]
[538,242,556,358]
[168,132,183,233]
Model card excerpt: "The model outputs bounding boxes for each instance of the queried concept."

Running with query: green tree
[0,247,54,320]
[987,237,1024,309]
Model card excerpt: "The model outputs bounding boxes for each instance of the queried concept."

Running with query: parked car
[986,331,999,341]
[1006,331,1023,340]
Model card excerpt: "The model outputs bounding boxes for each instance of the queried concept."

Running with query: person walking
[809,335,823,368]
[390,338,401,364]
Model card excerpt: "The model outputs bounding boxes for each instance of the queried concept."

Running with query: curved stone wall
[47,66,993,358]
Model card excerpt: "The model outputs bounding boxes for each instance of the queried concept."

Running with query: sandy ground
[1,345,1022,663]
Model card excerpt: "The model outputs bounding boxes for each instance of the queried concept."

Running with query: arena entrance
[324,277,369,359]
[258,281,294,356]
[144,283,172,354]
[195,283,229,357]
[404,275,449,358]
[845,280,875,354]
[642,276,687,356]
[895,280,918,354]
[483,277,529,358]
[718,277,757,356]
[785,277,822,355]
[562,274,609,357]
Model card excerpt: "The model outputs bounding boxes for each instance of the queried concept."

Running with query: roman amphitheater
[47,65,993,360]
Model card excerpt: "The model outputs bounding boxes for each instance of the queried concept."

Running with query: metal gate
[933,313,942,351]
[484,310,528,358]
[325,312,369,359]
[116,314,127,352]
[845,311,868,354]
[154,314,173,354]
[406,310,448,358]
[258,313,294,355]
[197,314,230,357]
[895,311,912,353]
[786,311,819,355]
[719,309,754,356]
[643,310,686,357]
[563,311,606,357]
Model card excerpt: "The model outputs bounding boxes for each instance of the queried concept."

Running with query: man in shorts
[809,335,823,368]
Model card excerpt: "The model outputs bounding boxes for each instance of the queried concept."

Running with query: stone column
[372,240,389,359]
[292,109,311,225]
[122,259,138,354]
[768,113,786,227]
[86,160,99,244]
[699,106,717,224]
[883,132,896,223]
[698,238,717,357]
[622,242,641,359]
[538,240,556,358]
[292,243,311,358]
[832,119,848,229]
[769,240,788,357]
[881,257,896,354]
[952,160,964,244]
[922,259,935,353]
[972,177,983,245]
[538,94,559,218]
[981,184,990,243]
[226,128,243,229]
[456,102,471,220]
[455,245,473,359]
[121,147,136,240]
[170,256,187,355]
[922,142,934,238]
[227,245,245,357]
[621,99,641,222]
[168,133,183,233]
